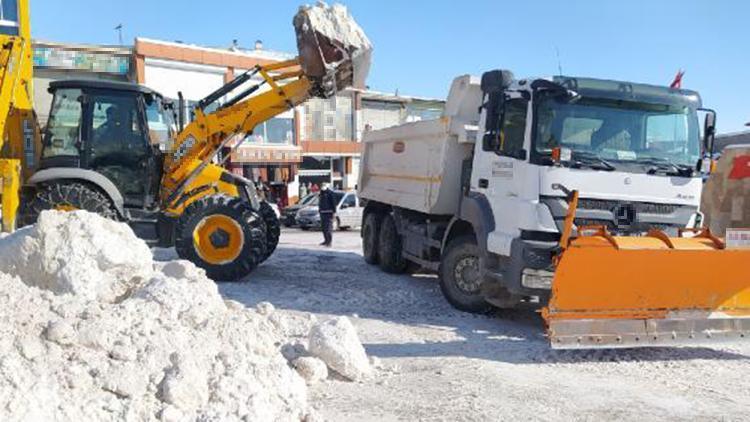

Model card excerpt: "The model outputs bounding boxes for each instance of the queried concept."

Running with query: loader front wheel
[258,201,280,262]
[22,181,118,226]
[362,212,382,265]
[378,214,407,273]
[175,195,267,281]
[439,236,492,314]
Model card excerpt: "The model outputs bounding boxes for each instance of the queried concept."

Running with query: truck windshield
[534,97,701,173]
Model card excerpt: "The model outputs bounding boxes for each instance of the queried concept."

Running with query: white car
[295,191,363,231]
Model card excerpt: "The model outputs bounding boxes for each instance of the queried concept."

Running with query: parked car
[295,191,363,231]
[281,193,318,227]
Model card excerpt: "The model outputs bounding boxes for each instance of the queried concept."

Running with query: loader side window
[42,88,83,158]
[499,98,528,159]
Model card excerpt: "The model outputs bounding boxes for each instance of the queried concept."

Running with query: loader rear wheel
[362,212,382,264]
[175,195,267,281]
[22,181,118,226]
[378,214,407,273]
[439,236,492,314]
[258,201,280,262]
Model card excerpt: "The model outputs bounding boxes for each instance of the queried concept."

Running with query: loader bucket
[543,226,750,349]
[293,2,372,98]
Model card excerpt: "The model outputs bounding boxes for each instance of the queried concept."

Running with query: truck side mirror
[700,108,716,154]
[481,92,506,152]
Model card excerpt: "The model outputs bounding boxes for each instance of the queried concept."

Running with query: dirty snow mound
[308,316,371,381]
[0,212,311,421]
[0,210,152,302]
[293,356,329,384]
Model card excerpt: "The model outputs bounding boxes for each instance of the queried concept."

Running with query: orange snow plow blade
[543,192,750,349]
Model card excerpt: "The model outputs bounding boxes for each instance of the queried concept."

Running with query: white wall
[143,58,225,101]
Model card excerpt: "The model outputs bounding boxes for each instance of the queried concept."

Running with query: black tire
[175,195,267,281]
[377,214,407,273]
[439,235,492,314]
[22,181,118,226]
[362,212,382,265]
[258,201,280,262]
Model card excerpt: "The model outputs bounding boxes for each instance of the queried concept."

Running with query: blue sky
[33,0,749,133]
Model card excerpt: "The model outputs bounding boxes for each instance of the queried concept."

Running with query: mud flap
[543,228,750,349]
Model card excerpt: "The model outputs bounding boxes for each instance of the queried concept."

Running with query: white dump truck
[358,70,718,314]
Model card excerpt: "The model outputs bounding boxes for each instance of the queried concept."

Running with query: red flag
[670,70,684,89]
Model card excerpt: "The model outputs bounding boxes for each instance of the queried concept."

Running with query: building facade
[716,130,750,152]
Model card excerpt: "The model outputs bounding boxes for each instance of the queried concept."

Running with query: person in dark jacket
[318,183,336,246]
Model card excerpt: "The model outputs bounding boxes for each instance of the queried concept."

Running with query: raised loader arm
[159,3,372,210]
[159,59,314,208]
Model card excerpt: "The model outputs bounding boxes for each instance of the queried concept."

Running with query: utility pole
[114,24,123,45]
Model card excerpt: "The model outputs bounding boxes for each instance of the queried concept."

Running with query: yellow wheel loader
[0,2,372,280]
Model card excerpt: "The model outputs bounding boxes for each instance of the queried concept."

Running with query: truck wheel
[258,201,280,262]
[378,214,407,273]
[439,236,492,313]
[175,195,267,281]
[362,212,381,264]
[22,181,118,226]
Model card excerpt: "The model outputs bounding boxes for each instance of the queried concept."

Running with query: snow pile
[0,210,310,421]
[308,316,372,381]
[0,211,153,302]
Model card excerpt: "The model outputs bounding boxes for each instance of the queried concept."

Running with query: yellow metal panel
[0,159,20,232]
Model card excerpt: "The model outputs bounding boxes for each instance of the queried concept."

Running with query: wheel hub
[454,256,481,294]
[193,215,245,265]
[209,228,231,249]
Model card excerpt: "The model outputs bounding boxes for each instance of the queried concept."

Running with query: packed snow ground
[202,228,750,421]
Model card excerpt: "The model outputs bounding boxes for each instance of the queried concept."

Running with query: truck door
[471,96,529,254]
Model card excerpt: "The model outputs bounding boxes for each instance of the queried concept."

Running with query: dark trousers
[320,212,333,245]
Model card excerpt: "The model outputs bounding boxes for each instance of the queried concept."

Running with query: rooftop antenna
[114,24,123,45]
[555,46,563,76]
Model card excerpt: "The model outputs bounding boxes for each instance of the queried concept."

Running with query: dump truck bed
[358,75,481,215]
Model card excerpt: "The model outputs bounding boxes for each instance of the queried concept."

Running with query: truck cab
[474,72,711,300]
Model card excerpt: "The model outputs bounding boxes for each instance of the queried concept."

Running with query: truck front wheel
[377,214,407,273]
[362,212,382,264]
[439,236,492,313]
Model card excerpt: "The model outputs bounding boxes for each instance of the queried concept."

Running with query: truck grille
[574,218,671,232]
[577,198,678,215]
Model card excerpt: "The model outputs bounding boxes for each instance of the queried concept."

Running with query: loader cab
[41,80,177,209]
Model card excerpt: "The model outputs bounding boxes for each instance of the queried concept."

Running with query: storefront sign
[33,46,131,75]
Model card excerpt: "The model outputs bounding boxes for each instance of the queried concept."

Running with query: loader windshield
[534,96,702,174]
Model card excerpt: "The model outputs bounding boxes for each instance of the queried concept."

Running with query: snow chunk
[0,210,153,302]
[308,316,371,381]
[293,356,329,384]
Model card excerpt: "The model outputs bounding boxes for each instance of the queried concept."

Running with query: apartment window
[246,117,294,145]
